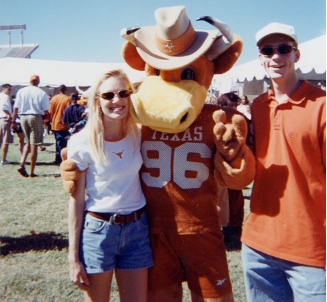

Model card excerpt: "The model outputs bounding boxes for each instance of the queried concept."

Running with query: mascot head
[121,6,242,133]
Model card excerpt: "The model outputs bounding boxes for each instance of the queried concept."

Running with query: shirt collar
[265,80,313,105]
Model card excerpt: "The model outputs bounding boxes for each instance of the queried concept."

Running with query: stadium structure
[0,24,38,59]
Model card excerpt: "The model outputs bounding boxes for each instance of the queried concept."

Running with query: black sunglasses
[259,44,297,56]
[98,89,131,100]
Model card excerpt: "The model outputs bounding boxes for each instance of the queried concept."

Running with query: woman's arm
[68,170,89,290]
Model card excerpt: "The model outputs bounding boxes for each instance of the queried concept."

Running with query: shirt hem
[241,238,326,268]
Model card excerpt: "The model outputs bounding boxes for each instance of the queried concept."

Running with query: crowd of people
[0,19,325,302]
[0,76,87,177]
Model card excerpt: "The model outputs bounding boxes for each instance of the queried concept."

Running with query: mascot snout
[130,76,207,133]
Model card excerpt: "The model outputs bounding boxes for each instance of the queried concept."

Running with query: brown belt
[86,207,145,225]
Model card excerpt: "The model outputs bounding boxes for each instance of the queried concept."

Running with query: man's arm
[11,107,19,129]
[2,110,10,121]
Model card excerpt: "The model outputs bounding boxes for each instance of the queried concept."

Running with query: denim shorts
[80,211,153,274]
[242,244,326,302]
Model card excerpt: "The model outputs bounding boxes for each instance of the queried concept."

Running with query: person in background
[67,69,152,301]
[0,83,13,165]
[217,92,247,245]
[237,95,251,120]
[241,22,326,301]
[42,94,52,137]
[12,75,49,177]
[217,92,240,108]
[50,85,71,164]
[62,92,86,135]
[12,113,25,156]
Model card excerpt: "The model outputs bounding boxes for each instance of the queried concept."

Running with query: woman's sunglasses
[98,89,131,100]
[259,44,297,56]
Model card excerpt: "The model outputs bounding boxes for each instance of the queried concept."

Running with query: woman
[237,95,251,120]
[67,69,153,302]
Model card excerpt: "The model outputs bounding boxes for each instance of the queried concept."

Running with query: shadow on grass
[9,161,59,167]
[0,232,68,256]
[40,173,61,178]
[36,161,60,166]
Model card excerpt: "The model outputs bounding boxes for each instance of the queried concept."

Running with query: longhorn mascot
[61,6,255,302]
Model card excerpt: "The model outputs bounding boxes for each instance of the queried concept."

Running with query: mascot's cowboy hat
[122,6,240,70]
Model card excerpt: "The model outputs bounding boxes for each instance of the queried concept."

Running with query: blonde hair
[84,69,138,163]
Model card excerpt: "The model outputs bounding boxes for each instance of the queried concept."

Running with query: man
[12,75,49,177]
[49,84,70,164]
[0,84,13,165]
[62,93,86,134]
[241,22,326,301]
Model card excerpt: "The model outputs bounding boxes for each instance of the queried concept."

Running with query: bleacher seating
[0,44,38,58]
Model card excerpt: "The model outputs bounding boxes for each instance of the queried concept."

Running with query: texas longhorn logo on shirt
[112,149,125,159]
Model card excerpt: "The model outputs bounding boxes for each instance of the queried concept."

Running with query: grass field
[0,134,250,301]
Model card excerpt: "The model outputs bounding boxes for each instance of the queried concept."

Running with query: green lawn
[0,134,250,301]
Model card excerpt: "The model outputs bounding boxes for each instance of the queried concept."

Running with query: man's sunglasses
[98,89,131,100]
[259,44,297,56]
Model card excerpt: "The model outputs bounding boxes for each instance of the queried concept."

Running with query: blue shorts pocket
[83,215,106,233]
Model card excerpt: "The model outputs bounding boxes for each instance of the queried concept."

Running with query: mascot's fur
[61,6,255,301]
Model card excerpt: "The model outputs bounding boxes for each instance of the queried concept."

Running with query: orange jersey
[141,104,221,235]
[242,81,326,268]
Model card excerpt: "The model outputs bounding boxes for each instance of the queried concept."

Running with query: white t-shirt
[237,104,251,120]
[67,127,146,214]
[14,86,49,115]
[0,92,12,118]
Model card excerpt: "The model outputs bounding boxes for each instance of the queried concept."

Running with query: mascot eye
[154,69,160,76]
[181,68,196,81]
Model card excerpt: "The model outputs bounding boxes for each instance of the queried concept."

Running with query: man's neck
[271,75,301,104]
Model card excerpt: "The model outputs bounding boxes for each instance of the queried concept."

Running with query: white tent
[213,35,326,94]
[0,57,145,87]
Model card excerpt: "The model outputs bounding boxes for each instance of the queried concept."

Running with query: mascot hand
[213,108,255,189]
[60,148,81,194]
[213,108,247,162]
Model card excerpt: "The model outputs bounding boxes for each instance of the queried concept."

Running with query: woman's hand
[69,259,89,291]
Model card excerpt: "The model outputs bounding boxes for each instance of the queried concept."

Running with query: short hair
[70,93,78,101]
[2,83,12,89]
[217,92,241,108]
[58,85,67,93]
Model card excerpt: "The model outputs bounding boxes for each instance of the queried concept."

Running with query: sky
[0,0,325,66]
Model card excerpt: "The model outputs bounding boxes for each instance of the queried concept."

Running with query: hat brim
[134,26,219,70]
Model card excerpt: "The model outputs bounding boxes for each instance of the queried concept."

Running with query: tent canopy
[0,57,145,87]
[1,35,325,91]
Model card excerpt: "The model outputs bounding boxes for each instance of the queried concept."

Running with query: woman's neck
[102,116,126,141]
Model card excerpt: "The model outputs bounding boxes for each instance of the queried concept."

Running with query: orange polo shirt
[49,93,70,131]
[242,81,326,268]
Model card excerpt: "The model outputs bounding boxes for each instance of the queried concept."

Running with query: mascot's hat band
[131,6,220,70]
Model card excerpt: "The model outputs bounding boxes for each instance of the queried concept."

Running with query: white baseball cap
[255,22,297,46]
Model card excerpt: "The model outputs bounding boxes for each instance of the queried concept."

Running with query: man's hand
[60,148,81,194]
[11,121,18,132]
